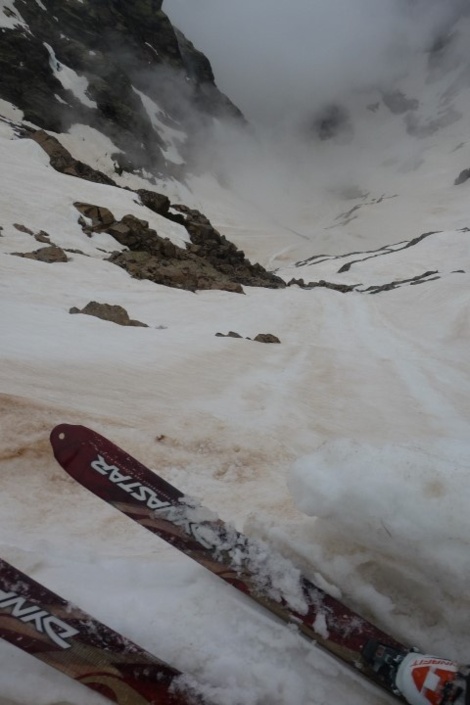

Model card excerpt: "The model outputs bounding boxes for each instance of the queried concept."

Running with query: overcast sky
[163,0,465,124]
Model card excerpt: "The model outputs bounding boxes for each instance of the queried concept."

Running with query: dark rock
[108,214,179,258]
[34,231,52,243]
[102,210,244,292]
[0,29,67,132]
[137,189,170,216]
[455,169,470,186]
[74,202,116,231]
[253,334,281,344]
[13,224,34,235]
[108,250,243,293]
[215,331,243,339]
[69,301,148,327]
[177,207,286,289]
[288,278,357,293]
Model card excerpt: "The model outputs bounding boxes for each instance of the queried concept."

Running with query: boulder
[13,246,68,263]
[69,301,148,327]
[253,334,281,344]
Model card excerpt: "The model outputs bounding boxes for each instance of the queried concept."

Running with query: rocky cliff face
[0,0,243,177]
[0,0,288,295]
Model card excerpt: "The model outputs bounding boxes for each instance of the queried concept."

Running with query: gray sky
[163,0,464,124]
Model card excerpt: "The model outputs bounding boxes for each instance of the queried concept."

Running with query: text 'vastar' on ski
[47,423,470,705]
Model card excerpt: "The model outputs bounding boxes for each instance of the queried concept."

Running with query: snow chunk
[290,438,470,586]
[313,612,330,639]
[158,495,308,614]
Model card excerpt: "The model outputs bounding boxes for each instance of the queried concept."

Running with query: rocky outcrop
[136,189,170,216]
[69,301,148,327]
[74,202,285,294]
[28,130,117,186]
[173,206,286,289]
[0,0,243,176]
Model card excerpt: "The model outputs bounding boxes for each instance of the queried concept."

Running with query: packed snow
[1,16,470,705]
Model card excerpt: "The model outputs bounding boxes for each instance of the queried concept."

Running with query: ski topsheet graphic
[0,558,204,705]
[50,424,469,705]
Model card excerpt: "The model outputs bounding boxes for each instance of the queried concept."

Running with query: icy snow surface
[1,27,470,705]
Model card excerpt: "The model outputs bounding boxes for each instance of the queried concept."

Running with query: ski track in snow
[1,19,470,705]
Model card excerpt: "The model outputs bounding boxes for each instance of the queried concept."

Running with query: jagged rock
[13,246,69,263]
[13,224,34,235]
[175,206,286,289]
[34,231,52,243]
[455,169,470,185]
[30,131,116,186]
[69,301,148,327]
[108,250,243,293]
[72,201,281,293]
[253,334,281,344]
[74,203,116,231]
[106,214,179,258]
[216,331,243,339]
[137,189,170,216]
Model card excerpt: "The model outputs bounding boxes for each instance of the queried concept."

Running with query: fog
[160,0,468,241]
[164,0,465,125]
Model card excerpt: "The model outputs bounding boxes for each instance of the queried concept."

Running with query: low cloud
[164,0,466,126]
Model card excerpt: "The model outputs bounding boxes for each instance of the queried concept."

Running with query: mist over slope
[167,4,470,257]
[164,0,468,125]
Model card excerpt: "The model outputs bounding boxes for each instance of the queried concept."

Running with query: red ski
[50,424,469,705]
[0,557,205,705]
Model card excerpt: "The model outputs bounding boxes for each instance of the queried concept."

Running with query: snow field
[1,21,470,702]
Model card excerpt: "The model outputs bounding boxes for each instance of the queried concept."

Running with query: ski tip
[50,423,84,463]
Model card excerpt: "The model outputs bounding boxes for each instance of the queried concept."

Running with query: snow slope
[1,16,470,705]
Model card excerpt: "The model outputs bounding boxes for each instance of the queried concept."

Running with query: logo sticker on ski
[0,589,78,649]
[91,454,217,549]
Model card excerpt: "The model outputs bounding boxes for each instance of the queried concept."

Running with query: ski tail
[0,558,204,705]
